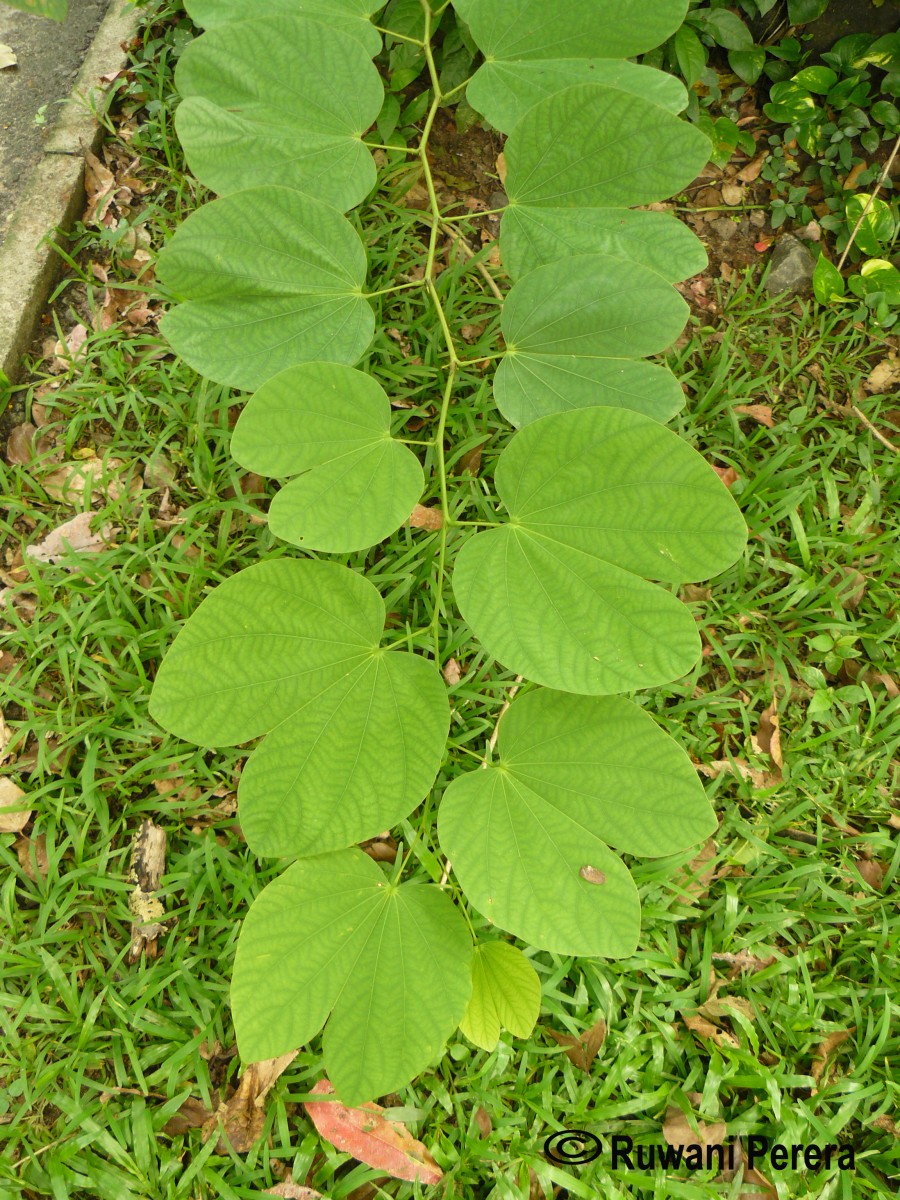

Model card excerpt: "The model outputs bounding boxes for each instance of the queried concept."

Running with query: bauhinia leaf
[231,363,424,553]
[232,851,472,1104]
[184,0,382,55]
[500,205,707,285]
[504,84,710,210]
[303,1080,442,1185]
[158,187,374,391]
[459,940,541,1051]
[439,688,716,955]
[149,560,449,859]
[175,18,383,207]
[494,253,689,426]
[452,407,747,694]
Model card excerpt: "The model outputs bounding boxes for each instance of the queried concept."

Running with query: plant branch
[837,131,900,273]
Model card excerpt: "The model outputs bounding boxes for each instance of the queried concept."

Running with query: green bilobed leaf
[174,18,383,207]
[452,407,746,694]
[149,560,450,859]
[467,60,686,134]
[504,84,710,210]
[494,254,689,426]
[232,850,472,1104]
[184,0,382,54]
[459,941,541,1050]
[158,187,374,391]
[454,0,688,61]
[439,688,716,955]
[500,205,707,284]
[231,363,424,553]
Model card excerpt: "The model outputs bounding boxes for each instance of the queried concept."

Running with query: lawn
[0,2,898,1198]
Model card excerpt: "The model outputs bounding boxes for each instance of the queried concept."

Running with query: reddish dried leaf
[711,464,739,488]
[303,1079,442,1185]
[546,1017,607,1071]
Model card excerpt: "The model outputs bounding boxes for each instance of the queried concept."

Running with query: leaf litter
[201,1051,298,1153]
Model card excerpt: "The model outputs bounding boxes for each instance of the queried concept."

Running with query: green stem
[364,280,423,299]
[373,25,424,45]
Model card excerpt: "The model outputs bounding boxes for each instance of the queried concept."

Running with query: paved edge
[0,0,143,388]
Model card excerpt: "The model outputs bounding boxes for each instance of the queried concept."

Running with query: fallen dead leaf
[546,1017,607,1071]
[408,503,443,531]
[843,160,868,191]
[672,838,717,903]
[754,696,783,771]
[834,566,867,610]
[734,404,774,428]
[51,323,89,372]
[455,442,484,476]
[14,832,49,881]
[474,1106,491,1139]
[855,856,886,890]
[736,152,767,183]
[0,778,31,833]
[203,1053,298,1153]
[6,423,36,465]
[662,1103,726,1152]
[361,838,396,863]
[699,993,755,1023]
[304,1079,442,1185]
[496,152,506,185]
[696,758,780,789]
[161,1095,216,1137]
[442,657,462,686]
[263,1182,324,1199]
[0,709,11,764]
[128,819,168,962]
[26,513,115,564]
[872,1114,900,1137]
[721,182,744,206]
[39,455,131,505]
[682,1012,739,1051]
[84,148,117,225]
[711,949,776,977]
[811,1029,854,1089]
[0,43,17,70]
[712,464,739,489]
[865,357,900,393]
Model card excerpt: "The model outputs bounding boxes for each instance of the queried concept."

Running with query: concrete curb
[0,0,142,387]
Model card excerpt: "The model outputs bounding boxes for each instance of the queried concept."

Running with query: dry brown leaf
[51,323,89,372]
[696,758,780,789]
[733,404,774,428]
[872,1114,900,1137]
[736,152,767,183]
[442,657,462,686]
[711,949,776,976]
[128,819,168,962]
[682,1012,739,1051]
[0,709,11,765]
[6,423,36,465]
[835,566,867,611]
[755,696,783,771]
[263,1182,324,1199]
[811,1028,854,1087]
[496,152,506,185]
[408,504,443,530]
[700,994,755,1022]
[865,357,900,393]
[877,672,899,699]
[14,833,49,881]
[672,837,717,903]
[855,857,886,890]
[361,839,396,863]
[721,182,744,206]
[26,513,115,564]
[303,1079,442,1185]
[161,1096,216,1137]
[843,160,868,191]
[84,148,117,225]
[546,1017,607,1071]
[662,1104,726,1151]
[455,442,484,476]
[0,779,31,833]
[474,1106,491,1139]
[203,1052,298,1153]
[712,464,739,489]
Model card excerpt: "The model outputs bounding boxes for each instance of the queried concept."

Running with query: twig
[440,218,506,302]
[439,675,523,885]
[836,131,900,272]
[849,403,899,454]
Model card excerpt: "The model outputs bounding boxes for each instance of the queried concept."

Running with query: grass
[1,2,898,1198]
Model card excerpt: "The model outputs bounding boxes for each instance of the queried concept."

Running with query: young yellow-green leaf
[231,364,424,553]
[454,0,688,61]
[232,851,473,1105]
[452,407,747,694]
[439,689,716,955]
[459,941,541,1050]
[175,17,382,207]
[467,60,686,135]
[500,206,707,284]
[149,560,449,859]
[158,187,374,391]
[494,253,688,426]
[505,84,710,210]
[185,0,382,55]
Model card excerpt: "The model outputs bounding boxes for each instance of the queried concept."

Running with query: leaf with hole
[453,406,746,694]
[501,204,706,284]
[503,83,710,211]
[459,940,541,1051]
[231,363,424,553]
[231,850,472,1104]
[439,688,715,954]
[175,17,383,207]
[494,253,689,426]
[148,560,449,859]
[158,187,374,391]
[184,0,382,54]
